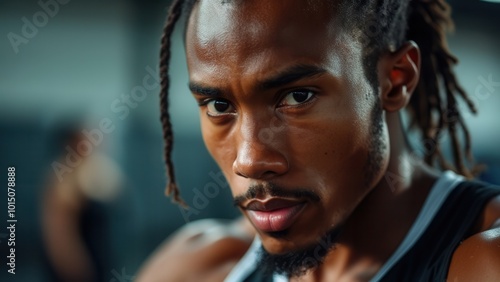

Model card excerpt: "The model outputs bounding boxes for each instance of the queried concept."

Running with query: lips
[245,199,306,233]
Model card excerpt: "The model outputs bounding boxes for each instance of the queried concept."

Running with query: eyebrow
[257,64,327,91]
[188,64,327,97]
[188,82,222,97]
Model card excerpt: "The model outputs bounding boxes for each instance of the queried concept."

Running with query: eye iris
[292,92,309,103]
[214,100,229,112]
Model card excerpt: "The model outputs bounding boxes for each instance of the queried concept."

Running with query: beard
[365,96,386,189]
[256,226,343,278]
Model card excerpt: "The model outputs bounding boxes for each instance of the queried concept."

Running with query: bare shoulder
[478,194,500,231]
[448,194,500,281]
[448,227,500,281]
[136,217,255,282]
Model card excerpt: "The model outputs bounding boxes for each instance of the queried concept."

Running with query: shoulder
[448,227,500,280]
[448,193,500,280]
[136,217,255,282]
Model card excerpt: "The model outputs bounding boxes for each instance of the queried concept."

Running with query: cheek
[285,96,379,199]
[288,116,369,177]
[201,119,241,192]
[201,119,231,167]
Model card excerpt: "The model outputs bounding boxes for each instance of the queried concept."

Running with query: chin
[259,230,316,254]
[257,226,343,277]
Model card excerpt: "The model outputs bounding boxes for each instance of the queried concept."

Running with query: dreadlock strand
[442,72,469,177]
[435,146,454,170]
[407,0,480,177]
[160,0,187,207]
[436,45,479,169]
[438,49,479,177]
[457,115,474,163]
[439,51,478,113]
[438,55,475,153]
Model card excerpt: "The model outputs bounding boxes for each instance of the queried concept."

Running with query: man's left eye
[280,90,315,106]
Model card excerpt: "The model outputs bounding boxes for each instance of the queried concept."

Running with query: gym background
[1,0,499,281]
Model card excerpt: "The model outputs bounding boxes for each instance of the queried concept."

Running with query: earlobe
[380,41,421,113]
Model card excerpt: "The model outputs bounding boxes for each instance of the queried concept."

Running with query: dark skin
[137,0,500,281]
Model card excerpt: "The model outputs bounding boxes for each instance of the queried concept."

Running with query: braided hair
[159,0,186,206]
[159,0,479,204]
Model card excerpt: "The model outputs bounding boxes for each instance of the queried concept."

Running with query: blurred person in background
[138,0,500,281]
[42,120,123,282]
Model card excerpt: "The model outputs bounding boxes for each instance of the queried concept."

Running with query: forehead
[185,0,361,82]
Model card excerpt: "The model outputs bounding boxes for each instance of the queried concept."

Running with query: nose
[232,118,289,180]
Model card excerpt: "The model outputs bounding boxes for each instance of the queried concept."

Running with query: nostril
[235,170,248,178]
[233,157,288,180]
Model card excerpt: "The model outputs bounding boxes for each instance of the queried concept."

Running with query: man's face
[186,0,389,255]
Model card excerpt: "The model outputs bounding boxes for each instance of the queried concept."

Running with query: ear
[378,41,421,112]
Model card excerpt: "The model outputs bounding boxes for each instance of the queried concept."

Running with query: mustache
[233,183,321,207]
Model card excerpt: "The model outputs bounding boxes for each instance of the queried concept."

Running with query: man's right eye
[205,99,235,116]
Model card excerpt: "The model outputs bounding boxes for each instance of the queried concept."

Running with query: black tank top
[239,180,500,282]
